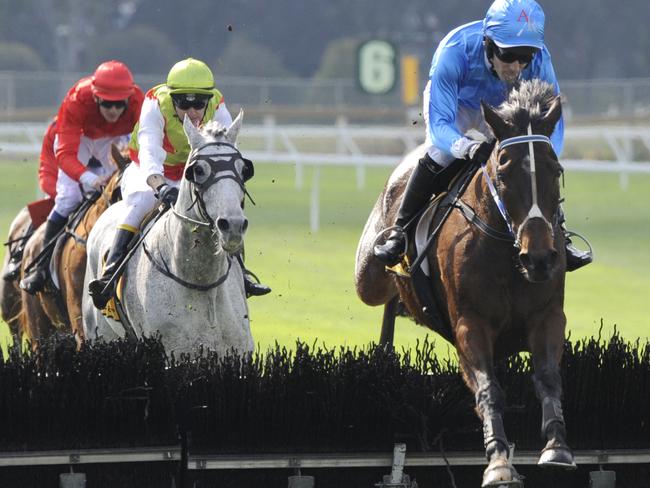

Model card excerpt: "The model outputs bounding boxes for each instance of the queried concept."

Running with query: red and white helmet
[91,60,135,100]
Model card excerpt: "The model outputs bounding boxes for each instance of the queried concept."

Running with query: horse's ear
[540,95,562,135]
[182,114,203,149]
[225,109,243,144]
[481,100,509,140]
[110,143,130,171]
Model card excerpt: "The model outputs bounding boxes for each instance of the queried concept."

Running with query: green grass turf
[1,160,648,354]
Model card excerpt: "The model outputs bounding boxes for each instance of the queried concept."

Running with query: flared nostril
[519,253,532,269]
[242,219,249,232]
[217,218,230,232]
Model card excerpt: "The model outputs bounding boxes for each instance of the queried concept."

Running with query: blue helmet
[483,0,545,49]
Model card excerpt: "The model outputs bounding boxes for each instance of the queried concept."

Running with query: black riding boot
[19,218,66,294]
[235,254,271,297]
[3,223,34,281]
[88,228,135,310]
[373,154,445,266]
[565,237,592,272]
[558,207,593,272]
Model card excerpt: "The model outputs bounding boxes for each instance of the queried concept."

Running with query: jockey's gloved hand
[79,171,110,190]
[467,140,496,167]
[156,184,179,207]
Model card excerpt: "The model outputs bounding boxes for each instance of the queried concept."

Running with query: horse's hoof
[482,459,523,487]
[538,446,577,469]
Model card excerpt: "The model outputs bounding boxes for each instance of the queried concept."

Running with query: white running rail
[2,121,649,231]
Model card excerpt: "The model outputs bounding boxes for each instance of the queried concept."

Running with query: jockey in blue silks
[374,0,592,271]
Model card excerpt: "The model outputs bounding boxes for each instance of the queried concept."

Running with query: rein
[459,124,555,249]
[142,240,233,291]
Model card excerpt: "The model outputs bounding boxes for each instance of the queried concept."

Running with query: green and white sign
[357,39,397,95]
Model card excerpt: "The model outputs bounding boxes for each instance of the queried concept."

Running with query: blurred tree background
[0,0,646,80]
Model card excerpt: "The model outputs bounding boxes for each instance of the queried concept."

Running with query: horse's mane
[200,120,228,141]
[497,79,558,127]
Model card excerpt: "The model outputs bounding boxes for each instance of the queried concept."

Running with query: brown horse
[0,207,33,335]
[355,80,572,487]
[17,147,129,347]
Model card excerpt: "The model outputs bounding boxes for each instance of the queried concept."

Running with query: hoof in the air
[538,447,577,470]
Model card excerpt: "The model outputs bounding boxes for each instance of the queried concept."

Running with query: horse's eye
[194,166,205,177]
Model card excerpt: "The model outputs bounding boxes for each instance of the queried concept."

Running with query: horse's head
[481,80,564,282]
[180,110,253,254]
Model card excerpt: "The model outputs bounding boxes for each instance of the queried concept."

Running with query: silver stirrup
[372,225,409,257]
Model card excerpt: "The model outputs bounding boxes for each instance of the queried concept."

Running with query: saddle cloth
[386,162,477,337]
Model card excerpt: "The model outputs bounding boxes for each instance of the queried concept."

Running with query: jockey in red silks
[374,0,592,272]
[1,117,59,281]
[20,60,145,294]
[87,58,270,310]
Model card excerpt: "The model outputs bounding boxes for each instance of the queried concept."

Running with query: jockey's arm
[426,46,481,160]
[39,118,58,197]
[137,97,168,191]
[55,105,89,182]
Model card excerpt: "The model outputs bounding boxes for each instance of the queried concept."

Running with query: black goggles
[171,94,213,110]
[493,45,537,65]
[98,99,128,109]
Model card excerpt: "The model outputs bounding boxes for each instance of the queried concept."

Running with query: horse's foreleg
[379,296,398,346]
[529,310,576,469]
[456,318,522,487]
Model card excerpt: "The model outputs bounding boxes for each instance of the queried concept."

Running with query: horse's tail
[12,305,28,347]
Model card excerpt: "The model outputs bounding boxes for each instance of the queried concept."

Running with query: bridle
[142,141,254,291]
[172,141,254,231]
[480,123,559,250]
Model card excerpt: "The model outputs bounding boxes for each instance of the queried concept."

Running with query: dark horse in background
[355,80,573,487]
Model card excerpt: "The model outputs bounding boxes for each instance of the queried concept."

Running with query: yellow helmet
[166,58,214,95]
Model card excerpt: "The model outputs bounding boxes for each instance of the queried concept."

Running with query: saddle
[389,162,477,340]
[48,191,104,291]
[99,207,161,330]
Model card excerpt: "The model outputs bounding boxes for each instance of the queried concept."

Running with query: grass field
[1,159,648,354]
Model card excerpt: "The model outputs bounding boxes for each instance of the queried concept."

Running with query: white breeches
[53,135,124,217]
[120,162,180,230]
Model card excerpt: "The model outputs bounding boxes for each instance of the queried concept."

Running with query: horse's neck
[154,188,229,280]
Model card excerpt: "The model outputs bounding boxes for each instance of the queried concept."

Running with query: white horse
[82,112,254,355]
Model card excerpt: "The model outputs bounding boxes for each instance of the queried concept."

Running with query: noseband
[172,141,254,231]
[481,124,557,249]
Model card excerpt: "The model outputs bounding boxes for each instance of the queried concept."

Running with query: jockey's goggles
[98,98,128,109]
[493,44,538,65]
[171,93,213,110]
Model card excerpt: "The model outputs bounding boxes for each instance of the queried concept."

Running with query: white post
[390,443,407,484]
[264,115,275,154]
[620,136,632,190]
[310,166,320,233]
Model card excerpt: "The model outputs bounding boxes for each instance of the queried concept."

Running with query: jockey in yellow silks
[88,58,270,310]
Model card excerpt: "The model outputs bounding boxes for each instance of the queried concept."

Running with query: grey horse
[82,112,253,356]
